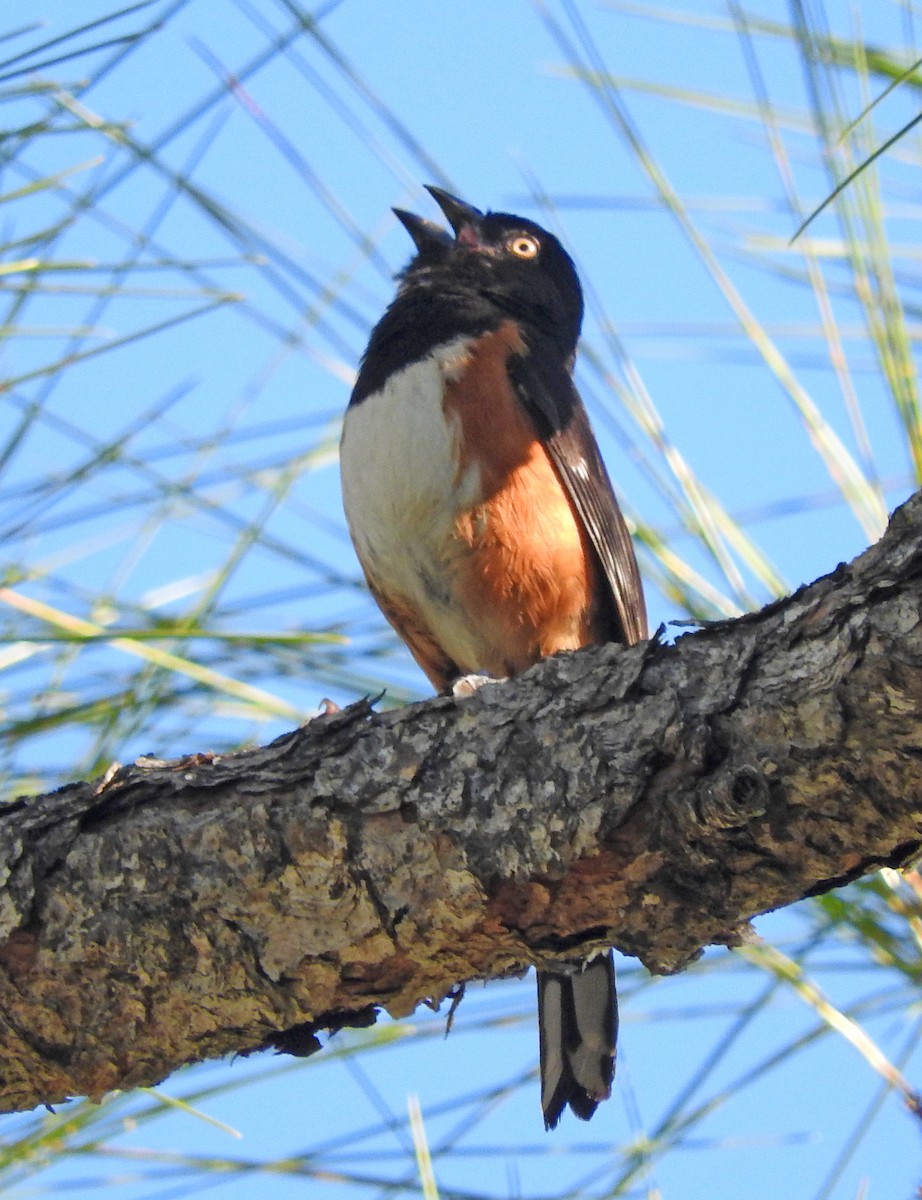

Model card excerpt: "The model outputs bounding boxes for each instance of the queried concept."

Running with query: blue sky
[2,2,920,1197]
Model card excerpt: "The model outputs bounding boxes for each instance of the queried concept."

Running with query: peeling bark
[1,491,921,1115]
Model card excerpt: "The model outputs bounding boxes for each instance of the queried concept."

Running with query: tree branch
[1,491,921,1114]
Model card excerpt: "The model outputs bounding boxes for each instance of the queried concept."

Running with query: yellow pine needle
[742,940,915,1102]
[0,156,104,205]
[407,1094,439,1200]
[0,588,300,720]
[139,1088,242,1139]
[878,867,922,955]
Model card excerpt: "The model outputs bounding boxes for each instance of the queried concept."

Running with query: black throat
[350,279,508,406]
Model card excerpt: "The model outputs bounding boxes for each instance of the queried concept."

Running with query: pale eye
[507,234,540,259]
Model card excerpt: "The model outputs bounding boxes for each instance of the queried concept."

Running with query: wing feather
[508,348,647,647]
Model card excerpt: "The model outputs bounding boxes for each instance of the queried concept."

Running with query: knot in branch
[696,765,770,830]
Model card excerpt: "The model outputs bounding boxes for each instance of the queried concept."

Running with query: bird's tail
[537,950,617,1130]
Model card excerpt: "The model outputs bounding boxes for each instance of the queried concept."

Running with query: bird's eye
[507,234,540,259]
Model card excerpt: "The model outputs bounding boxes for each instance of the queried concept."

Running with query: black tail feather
[537,951,617,1130]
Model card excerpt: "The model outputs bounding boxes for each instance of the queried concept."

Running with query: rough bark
[0,491,920,1115]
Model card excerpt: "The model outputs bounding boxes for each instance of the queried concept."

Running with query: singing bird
[340,187,647,1128]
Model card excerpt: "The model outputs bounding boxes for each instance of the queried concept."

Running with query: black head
[393,187,585,358]
[351,189,585,405]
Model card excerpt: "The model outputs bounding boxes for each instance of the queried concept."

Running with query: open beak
[424,186,484,244]
[392,208,452,254]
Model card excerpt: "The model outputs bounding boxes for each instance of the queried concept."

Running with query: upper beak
[424,186,484,241]
[392,208,452,254]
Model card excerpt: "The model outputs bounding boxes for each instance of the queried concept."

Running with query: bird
[340,186,647,1129]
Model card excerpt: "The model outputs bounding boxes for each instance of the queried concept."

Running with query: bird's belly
[341,337,603,682]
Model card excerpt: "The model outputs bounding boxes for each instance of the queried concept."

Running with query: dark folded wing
[508,347,647,647]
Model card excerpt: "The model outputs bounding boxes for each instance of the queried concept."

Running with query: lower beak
[393,209,452,255]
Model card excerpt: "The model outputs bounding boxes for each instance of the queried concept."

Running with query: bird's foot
[449,672,503,698]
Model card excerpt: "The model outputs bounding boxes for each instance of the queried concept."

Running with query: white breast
[340,338,482,610]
